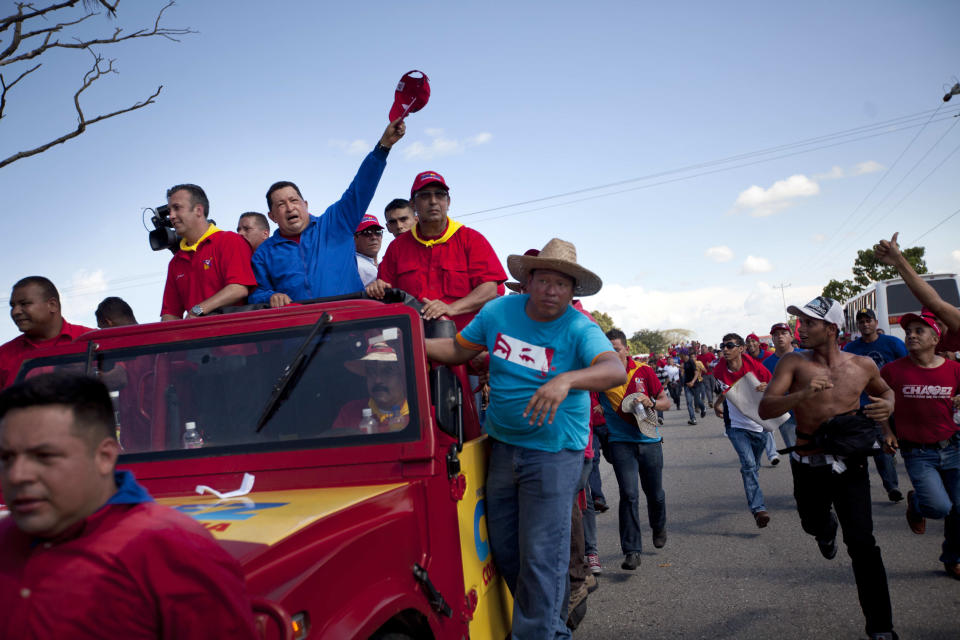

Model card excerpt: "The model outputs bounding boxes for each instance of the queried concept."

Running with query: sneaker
[585,573,599,593]
[658,417,664,425]
[944,562,960,581]
[887,489,904,502]
[652,528,667,549]
[586,553,602,574]
[621,552,641,570]
[770,455,781,466]
[700,408,706,418]
[687,419,697,426]
[817,536,837,560]
[754,510,770,528]
[906,490,926,534]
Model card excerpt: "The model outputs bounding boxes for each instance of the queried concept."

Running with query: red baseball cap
[746,333,760,342]
[899,307,942,338]
[390,70,431,122]
[769,323,790,334]
[410,170,449,198]
[355,214,383,233]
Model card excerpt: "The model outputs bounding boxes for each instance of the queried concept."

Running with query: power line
[457,105,960,219]
[910,206,960,244]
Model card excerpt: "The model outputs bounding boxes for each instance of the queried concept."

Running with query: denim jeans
[779,416,797,450]
[790,456,893,636]
[702,374,716,405]
[872,451,900,493]
[683,382,705,421]
[588,434,606,504]
[764,431,779,461]
[902,439,960,564]
[607,440,666,554]
[487,440,583,640]
[726,427,767,514]
[579,457,598,556]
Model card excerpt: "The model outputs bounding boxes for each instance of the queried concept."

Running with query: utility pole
[775,282,791,323]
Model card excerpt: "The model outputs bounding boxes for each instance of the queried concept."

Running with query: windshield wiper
[255,312,331,433]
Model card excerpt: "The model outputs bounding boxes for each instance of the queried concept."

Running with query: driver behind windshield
[333,342,408,433]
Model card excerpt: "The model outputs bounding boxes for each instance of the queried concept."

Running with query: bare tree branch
[1,1,194,67]
[0,50,161,169]
[0,62,41,120]
[1,2,81,34]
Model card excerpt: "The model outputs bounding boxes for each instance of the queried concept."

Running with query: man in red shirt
[366,171,507,331]
[0,373,258,639]
[880,310,960,580]
[160,184,256,320]
[0,277,93,389]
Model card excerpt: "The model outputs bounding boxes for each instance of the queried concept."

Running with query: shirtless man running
[759,296,897,640]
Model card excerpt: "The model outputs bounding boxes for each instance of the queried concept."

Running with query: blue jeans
[487,441,583,640]
[902,439,960,564]
[872,451,900,493]
[779,416,797,450]
[702,374,716,405]
[588,434,606,504]
[764,431,779,461]
[579,457,598,555]
[683,383,705,421]
[607,440,666,554]
[727,427,767,514]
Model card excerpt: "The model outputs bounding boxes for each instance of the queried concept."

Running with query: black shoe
[653,529,667,549]
[687,419,697,425]
[700,409,706,418]
[658,417,664,425]
[817,536,837,560]
[754,510,770,528]
[621,552,641,570]
[888,489,904,502]
[593,498,609,513]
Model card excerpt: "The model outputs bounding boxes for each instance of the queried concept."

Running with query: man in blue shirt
[762,322,799,451]
[843,308,907,502]
[250,119,405,307]
[426,238,625,640]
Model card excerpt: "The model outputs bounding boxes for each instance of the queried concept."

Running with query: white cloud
[812,233,826,243]
[59,269,108,326]
[853,160,884,175]
[952,249,960,267]
[587,281,822,345]
[705,245,734,262]
[328,139,370,155]
[734,174,820,216]
[813,165,845,180]
[740,255,773,274]
[401,129,492,161]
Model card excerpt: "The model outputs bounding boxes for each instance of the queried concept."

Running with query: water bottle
[358,408,378,435]
[182,421,204,449]
[109,390,121,443]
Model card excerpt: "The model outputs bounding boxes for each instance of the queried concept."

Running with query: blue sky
[2,0,958,345]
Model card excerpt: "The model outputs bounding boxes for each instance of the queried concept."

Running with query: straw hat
[345,342,399,375]
[504,281,523,293]
[506,238,602,296]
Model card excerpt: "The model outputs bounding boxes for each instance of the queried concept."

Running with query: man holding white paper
[712,332,778,529]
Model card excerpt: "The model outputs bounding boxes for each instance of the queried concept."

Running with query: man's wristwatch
[191,304,204,317]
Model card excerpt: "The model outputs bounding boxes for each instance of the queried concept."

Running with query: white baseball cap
[787,296,844,330]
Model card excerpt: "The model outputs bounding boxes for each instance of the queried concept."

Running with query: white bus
[843,272,960,340]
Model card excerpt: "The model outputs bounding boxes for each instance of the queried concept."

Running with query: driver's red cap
[390,70,430,121]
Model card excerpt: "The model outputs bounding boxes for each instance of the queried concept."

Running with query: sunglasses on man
[355,229,383,238]
[720,341,742,350]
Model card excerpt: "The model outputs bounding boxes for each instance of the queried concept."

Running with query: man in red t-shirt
[0,277,93,389]
[160,184,256,321]
[365,171,507,331]
[880,310,960,580]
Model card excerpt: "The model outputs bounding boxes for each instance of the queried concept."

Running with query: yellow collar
[180,224,220,252]
[369,398,409,420]
[411,218,463,247]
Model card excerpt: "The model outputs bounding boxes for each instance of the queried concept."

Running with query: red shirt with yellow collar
[377,218,506,330]
[0,320,93,389]
[160,225,256,318]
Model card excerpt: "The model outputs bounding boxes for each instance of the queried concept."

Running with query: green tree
[662,328,694,346]
[821,245,928,302]
[589,310,621,335]
[631,329,668,356]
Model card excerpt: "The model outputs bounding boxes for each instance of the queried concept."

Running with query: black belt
[899,432,960,452]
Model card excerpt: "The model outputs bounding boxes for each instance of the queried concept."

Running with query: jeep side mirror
[429,365,462,443]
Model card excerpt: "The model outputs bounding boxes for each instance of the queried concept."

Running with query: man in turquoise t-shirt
[427,238,624,640]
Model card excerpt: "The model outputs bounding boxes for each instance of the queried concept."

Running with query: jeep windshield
[15,316,420,461]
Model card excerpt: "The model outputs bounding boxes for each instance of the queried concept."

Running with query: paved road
[574,403,958,639]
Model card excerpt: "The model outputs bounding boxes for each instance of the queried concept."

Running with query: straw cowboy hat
[506,238,602,296]
[345,342,399,375]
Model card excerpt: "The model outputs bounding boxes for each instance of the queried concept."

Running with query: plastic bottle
[182,421,204,449]
[358,408,378,435]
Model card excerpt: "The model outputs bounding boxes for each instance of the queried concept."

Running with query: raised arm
[875,232,960,333]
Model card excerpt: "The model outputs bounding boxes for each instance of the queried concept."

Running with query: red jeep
[2,292,512,639]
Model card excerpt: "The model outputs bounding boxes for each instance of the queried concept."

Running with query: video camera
[147,205,178,253]
[146,204,216,253]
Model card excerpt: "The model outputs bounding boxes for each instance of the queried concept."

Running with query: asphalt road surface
[574,402,959,639]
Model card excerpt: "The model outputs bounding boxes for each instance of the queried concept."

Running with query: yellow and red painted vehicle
[4,292,512,639]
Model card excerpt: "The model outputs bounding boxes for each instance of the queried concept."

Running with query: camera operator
[160,184,257,321]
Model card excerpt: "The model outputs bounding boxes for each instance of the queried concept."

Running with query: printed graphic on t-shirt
[900,384,954,399]
[493,332,555,377]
